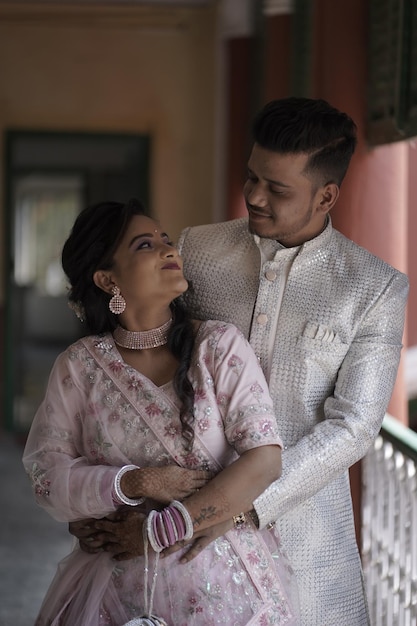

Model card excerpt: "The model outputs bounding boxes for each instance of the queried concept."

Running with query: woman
[23,199,299,625]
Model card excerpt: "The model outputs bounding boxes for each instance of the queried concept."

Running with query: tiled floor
[0,432,73,626]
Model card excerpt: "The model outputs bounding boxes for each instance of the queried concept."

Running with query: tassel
[123,616,168,626]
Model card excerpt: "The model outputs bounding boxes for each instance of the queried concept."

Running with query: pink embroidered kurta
[23,320,299,625]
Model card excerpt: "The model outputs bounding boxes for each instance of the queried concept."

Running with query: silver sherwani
[178,217,409,626]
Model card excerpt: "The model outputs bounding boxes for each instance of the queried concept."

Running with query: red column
[225,37,252,220]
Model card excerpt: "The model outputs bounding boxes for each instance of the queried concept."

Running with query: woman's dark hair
[62,198,196,449]
[252,97,357,187]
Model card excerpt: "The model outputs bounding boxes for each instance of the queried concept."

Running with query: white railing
[362,414,417,625]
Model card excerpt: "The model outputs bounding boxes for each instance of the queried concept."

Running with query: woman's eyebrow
[128,232,169,247]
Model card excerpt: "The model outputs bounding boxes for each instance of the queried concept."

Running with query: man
[176,97,408,624]
[71,98,408,625]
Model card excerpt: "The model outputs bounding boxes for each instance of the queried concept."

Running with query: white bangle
[170,500,194,540]
[113,464,145,506]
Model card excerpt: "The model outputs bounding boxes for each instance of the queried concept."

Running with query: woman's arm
[23,350,211,522]
[80,445,280,561]
[182,445,281,533]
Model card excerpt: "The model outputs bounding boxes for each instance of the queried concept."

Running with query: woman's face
[107,214,188,310]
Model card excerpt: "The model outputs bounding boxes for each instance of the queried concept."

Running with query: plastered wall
[0,2,218,306]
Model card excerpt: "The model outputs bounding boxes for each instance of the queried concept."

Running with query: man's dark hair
[252,97,357,186]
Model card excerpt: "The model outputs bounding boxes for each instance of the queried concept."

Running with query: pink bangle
[145,500,194,554]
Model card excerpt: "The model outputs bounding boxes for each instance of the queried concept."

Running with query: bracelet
[113,465,145,506]
[232,512,247,530]
[146,500,194,553]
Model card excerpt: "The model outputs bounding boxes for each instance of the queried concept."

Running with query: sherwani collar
[251,216,333,261]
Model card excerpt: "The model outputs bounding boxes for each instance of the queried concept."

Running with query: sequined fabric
[178,217,409,626]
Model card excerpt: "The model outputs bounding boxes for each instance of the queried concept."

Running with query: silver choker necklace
[113,318,173,350]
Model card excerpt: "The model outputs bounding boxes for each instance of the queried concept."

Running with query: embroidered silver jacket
[178,217,409,626]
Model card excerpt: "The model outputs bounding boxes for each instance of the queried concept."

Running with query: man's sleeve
[253,271,409,528]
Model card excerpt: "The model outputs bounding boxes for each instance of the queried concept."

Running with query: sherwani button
[265,270,277,281]
[256,314,268,325]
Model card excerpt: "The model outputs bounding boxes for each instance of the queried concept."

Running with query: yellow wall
[0,2,218,304]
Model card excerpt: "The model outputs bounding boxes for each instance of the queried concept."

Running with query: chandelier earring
[109,286,126,315]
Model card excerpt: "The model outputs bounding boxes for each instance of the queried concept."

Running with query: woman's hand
[123,466,212,504]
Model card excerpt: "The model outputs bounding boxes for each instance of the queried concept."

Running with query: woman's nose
[160,243,176,257]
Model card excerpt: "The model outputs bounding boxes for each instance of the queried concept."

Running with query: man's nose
[246,182,268,207]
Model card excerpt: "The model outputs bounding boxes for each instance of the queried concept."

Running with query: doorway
[4,130,150,434]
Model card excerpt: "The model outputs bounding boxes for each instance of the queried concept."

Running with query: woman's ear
[93,270,114,295]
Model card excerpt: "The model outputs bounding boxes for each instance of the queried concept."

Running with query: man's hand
[162,518,234,563]
[69,507,145,561]
[94,508,146,561]
[69,518,104,555]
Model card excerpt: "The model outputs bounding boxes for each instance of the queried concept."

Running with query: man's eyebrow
[247,166,291,188]
[265,177,291,188]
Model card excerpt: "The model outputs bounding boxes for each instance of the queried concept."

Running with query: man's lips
[162,262,181,270]
[248,207,272,219]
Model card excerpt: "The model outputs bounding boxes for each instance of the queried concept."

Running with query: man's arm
[254,271,409,528]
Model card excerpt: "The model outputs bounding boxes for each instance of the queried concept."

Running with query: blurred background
[0,0,416,624]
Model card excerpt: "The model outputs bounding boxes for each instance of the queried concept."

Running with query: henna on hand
[122,466,212,504]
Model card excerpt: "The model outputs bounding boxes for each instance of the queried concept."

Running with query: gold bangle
[232,512,246,530]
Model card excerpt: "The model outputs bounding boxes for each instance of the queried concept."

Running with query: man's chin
[248,217,274,239]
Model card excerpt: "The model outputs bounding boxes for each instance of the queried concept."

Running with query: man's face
[243,144,331,246]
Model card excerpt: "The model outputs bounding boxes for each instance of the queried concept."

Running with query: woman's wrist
[146,500,194,553]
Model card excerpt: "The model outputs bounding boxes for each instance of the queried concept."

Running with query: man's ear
[318,183,339,214]
[93,270,114,295]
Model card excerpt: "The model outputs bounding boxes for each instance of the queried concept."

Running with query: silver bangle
[113,464,145,506]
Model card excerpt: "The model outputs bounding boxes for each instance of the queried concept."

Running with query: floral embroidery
[108,359,124,373]
[197,417,210,432]
[29,463,51,497]
[145,403,162,417]
[164,422,180,438]
[259,420,275,435]
[108,411,121,423]
[216,392,230,407]
[194,388,207,401]
[87,423,112,463]
[261,574,274,591]
[85,401,102,416]
[247,550,261,566]
[250,381,265,399]
[62,375,73,389]
[127,376,142,392]
[188,594,204,615]
[181,452,204,468]
[227,354,244,375]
